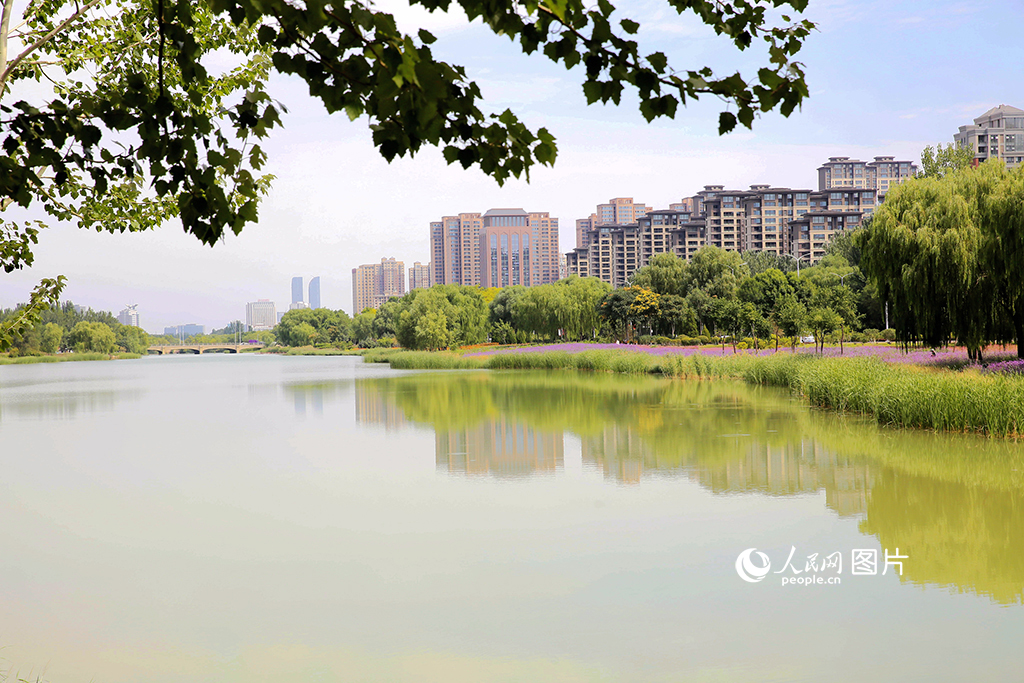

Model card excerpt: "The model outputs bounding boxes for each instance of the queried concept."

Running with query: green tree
[67,321,117,353]
[806,306,842,354]
[631,253,686,295]
[919,143,975,179]
[776,296,806,350]
[415,311,452,351]
[40,322,64,353]
[2,0,816,348]
[115,324,150,354]
[352,309,378,347]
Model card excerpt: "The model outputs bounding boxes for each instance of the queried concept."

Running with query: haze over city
[1,0,1018,333]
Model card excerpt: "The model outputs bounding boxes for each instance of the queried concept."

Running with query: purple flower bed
[467,342,975,364]
[983,359,1024,375]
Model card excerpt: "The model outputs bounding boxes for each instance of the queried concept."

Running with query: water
[1,354,1022,682]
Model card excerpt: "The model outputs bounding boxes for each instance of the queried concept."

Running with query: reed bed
[373,348,1024,437]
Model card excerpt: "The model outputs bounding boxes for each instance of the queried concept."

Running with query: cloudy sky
[2,0,1020,331]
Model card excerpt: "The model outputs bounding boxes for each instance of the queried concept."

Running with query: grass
[0,352,141,365]
[369,348,1024,437]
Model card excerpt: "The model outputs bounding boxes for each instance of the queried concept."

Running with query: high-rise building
[409,262,431,290]
[352,258,406,315]
[817,156,917,198]
[117,304,139,327]
[954,104,1024,169]
[575,197,649,248]
[478,209,561,288]
[308,276,321,309]
[291,276,303,306]
[246,300,277,331]
[431,209,559,288]
[429,212,483,286]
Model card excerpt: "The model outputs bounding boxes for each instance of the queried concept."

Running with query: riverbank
[361,347,1024,437]
[0,352,142,365]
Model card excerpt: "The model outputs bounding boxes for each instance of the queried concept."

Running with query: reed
[0,352,140,365]
[373,348,1024,437]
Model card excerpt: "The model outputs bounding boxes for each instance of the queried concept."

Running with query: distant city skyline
[2,0,1019,331]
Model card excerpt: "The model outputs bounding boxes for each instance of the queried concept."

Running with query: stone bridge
[147,343,265,355]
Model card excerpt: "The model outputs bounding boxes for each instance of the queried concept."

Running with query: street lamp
[783,253,810,275]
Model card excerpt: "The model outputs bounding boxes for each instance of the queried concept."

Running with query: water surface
[1,355,1022,682]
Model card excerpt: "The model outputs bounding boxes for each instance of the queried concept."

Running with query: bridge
[147,343,265,355]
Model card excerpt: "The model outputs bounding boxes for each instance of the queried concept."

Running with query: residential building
[817,155,917,198]
[575,197,650,248]
[352,257,405,315]
[117,304,139,327]
[409,261,431,290]
[431,208,559,287]
[567,209,700,288]
[245,301,276,332]
[429,213,483,286]
[566,183,875,286]
[308,277,321,309]
[954,104,1024,169]
[290,276,303,306]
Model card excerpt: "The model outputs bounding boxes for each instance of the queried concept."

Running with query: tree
[415,310,452,351]
[115,324,150,353]
[776,296,806,350]
[631,253,686,295]
[806,306,841,354]
[40,321,63,352]
[860,164,1007,359]
[352,309,377,346]
[2,0,816,347]
[67,320,117,352]
[919,143,975,179]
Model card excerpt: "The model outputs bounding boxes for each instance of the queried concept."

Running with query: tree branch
[0,0,107,92]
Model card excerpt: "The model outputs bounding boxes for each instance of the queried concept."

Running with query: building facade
[290,277,303,306]
[817,156,917,198]
[352,257,406,315]
[566,184,876,286]
[431,209,559,288]
[117,304,139,327]
[246,300,276,331]
[575,197,650,248]
[409,261,431,290]
[308,277,321,309]
[954,104,1024,169]
[165,323,206,338]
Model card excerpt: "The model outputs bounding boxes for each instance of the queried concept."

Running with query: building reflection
[354,384,409,431]
[436,418,563,477]
[581,425,872,516]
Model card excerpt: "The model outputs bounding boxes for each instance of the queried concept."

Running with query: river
[1,354,1022,682]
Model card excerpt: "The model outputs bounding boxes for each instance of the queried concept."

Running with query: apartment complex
[352,257,405,315]
[567,184,876,286]
[954,104,1024,169]
[429,208,560,288]
[575,197,650,248]
[817,156,917,198]
[409,261,431,290]
[246,300,276,331]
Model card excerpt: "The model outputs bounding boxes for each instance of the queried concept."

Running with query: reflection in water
[282,383,339,417]
[0,389,138,421]
[356,371,1024,605]
[436,419,563,477]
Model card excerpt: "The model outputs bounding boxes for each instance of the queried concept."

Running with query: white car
[800,335,815,344]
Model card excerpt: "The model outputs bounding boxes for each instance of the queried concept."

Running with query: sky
[2,0,1022,331]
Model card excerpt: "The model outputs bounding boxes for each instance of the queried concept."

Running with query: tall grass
[374,348,1024,437]
[0,352,141,365]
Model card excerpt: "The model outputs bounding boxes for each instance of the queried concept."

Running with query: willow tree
[861,162,1024,359]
